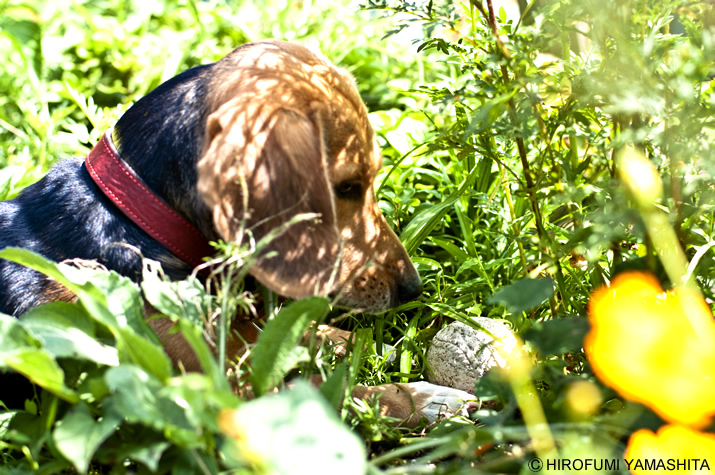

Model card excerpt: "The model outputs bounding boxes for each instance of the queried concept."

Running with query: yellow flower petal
[586,272,715,427]
[626,425,715,473]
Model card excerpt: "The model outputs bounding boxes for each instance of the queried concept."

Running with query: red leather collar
[85,131,214,269]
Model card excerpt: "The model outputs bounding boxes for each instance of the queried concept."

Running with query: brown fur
[5,40,474,426]
[163,41,476,427]
[197,40,420,312]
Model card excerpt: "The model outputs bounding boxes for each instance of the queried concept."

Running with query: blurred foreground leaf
[488,277,555,314]
[250,297,329,396]
[219,381,366,474]
[54,402,121,474]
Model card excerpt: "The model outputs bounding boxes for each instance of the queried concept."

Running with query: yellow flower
[585,271,715,427]
[626,425,715,472]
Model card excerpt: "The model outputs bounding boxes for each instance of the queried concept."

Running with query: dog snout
[398,271,423,304]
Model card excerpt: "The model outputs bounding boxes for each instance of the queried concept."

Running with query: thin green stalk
[499,163,527,273]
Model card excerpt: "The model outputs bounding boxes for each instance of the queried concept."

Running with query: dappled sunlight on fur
[197,40,421,312]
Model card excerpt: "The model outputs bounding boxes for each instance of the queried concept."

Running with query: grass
[2,0,715,472]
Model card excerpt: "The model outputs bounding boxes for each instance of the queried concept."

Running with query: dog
[0,40,475,426]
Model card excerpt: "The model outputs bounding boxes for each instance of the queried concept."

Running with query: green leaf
[140,260,225,386]
[401,164,480,254]
[0,15,41,45]
[412,256,443,271]
[320,362,348,409]
[0,315,78,403]
[0,166,26,200]
[473,156,495,194]
[53,402,121,474]
[83,269,149,338]
[117,329,172,382]
[4,349,78,403]
[455,258,491,284]
[104,365,166,427]
[0,247,74,288]
[141,259,209,328]
[524,318,590,356]
[0,248,169,379]
[250,297,329,396]
[0,248,152,339]
[400,316,418,383]
[21,302,119,366]
[487,277,554,314]
[126,441,171,472]
[221,381,365,474]
[465,89,518,137]
[104,365,195,445]
[175,319,227,388]
[430,237,470,263]
[0,313,42,353]
[347,329,371,388]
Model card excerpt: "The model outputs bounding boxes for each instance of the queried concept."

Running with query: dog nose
[398,276,423,304]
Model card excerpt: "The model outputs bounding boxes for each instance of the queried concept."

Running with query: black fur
[0,52,244,408]
[0,61,224,317]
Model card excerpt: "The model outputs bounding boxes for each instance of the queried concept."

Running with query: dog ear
[197,99,340,299]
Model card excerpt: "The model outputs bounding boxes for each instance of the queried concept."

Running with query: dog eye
[335,181,363,200]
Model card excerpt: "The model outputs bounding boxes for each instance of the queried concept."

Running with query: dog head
[197,40,421,313]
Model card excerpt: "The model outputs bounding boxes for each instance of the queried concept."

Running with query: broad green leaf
[0,313,42,354]
[0,248,153,339]
[220,381,365,474]
[116,329,171,383]
[21,302,119,366]
[53,402,121,474]
[250,297,329,396]
[0,16,41,45]
[0,248,75,289]
[401,164,480,254]
[141,260,226,388]
[4,349,78,403]
[524,318,590,356]
[487,277,555,314]
[105,438,172,473]
[104,365,165,427]
[0,315,78,403]
[141,259,209,328]
[126,441,171,473]
[82,269,149,338]
[0,248,168,378]
[104,365,195,445]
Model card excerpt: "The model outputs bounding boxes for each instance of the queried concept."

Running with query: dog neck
[110,63,217,242]
[85,131,215,269]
